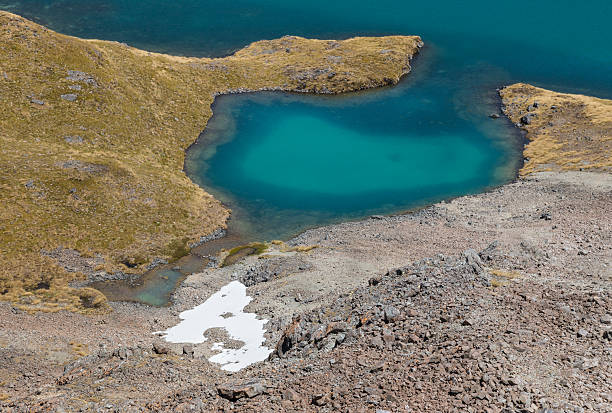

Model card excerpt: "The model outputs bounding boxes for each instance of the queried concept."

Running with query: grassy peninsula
[500,83,612,175]
[0,11,422,311]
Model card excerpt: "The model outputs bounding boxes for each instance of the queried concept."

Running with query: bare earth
[1,170,610,412]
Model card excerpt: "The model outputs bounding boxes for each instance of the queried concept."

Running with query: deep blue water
[0,0,612,97]
[3,1,611,96]
[6,0,611,303]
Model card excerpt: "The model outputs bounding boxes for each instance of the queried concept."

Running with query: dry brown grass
[69,341,89,357]
[489,268,522,288]
[0,12,422,311]
[220,242,269,267]
[281,244,318,253]
[500,83,612,175]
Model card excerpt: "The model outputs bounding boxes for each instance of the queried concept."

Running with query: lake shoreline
[2,166,610,410]
[1,3,611,411]
[0,11,423,311]
[2,69,611,408]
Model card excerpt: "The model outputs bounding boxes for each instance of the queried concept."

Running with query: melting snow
[155,281,272,372]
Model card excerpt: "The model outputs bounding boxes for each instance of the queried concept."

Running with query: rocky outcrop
[1,170,610,411]
[217,381,266,401]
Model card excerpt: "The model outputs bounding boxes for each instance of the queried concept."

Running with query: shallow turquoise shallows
[184,81,521,239]
[4,1,612,302]
[241,116,487,196]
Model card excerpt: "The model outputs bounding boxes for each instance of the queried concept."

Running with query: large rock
[152,342,170,355]
[463,249,484,274]
[520,113,536,125]
[66,70,98,87]
[217,381,265,400]
[60,93,77,102]
[383,305,401,323]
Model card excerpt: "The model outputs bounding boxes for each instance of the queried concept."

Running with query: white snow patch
[211,342,224,351]
[155,281,272,372]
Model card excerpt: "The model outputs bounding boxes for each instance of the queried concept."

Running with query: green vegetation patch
[222,243,269,267]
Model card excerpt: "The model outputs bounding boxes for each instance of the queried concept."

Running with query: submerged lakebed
[8,0,611,306]
[185,77,522,241]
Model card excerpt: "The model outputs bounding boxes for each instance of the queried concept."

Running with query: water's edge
[95,88,524,307]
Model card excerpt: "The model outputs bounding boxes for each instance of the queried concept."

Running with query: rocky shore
[1,169,610,412]
[0,11,610,413]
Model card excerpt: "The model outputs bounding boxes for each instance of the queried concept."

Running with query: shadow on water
[91,254,209,307]
[91,230,252,306]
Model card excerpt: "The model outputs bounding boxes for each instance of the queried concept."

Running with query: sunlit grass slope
[501,84,612,175]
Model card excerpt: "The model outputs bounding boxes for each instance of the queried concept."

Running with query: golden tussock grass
[69,341,89,357]
[500,83,612,175]
[221,242,269,267]
[489,269,522,279]
[282,245,318,253]
[489,268,522,288]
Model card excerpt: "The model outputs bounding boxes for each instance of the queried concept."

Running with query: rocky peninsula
[500,83,612,175]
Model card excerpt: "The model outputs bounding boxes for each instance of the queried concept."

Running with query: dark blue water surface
[5,1,612,241]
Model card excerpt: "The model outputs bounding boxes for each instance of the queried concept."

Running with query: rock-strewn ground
[1,19,611,411]
[1,170,610,412]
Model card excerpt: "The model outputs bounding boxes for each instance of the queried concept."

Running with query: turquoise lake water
[4,1,611,302]
[184,81,521,239]
[6,0,611,241]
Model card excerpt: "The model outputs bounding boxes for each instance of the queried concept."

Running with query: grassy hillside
[0,11,422,311]
[501,83,612,175]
